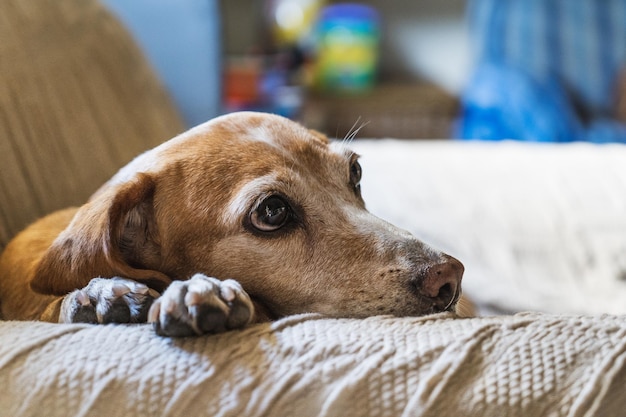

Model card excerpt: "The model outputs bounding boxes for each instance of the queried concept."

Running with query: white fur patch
[245,125,283,149]
[222,174,279,226]
[341,204,418,259]
[329,141,355,159]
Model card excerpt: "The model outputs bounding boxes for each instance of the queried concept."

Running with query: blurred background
[102,0,626,142]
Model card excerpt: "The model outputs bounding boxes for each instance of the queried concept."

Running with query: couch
[2,1,626,416]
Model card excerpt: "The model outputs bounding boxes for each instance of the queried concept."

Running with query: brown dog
[0,112,467,336]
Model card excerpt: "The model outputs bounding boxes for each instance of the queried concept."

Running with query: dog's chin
[368,295,455,318]
[398,292,462,317]
[405,303,458,317]
[266,286,463,320]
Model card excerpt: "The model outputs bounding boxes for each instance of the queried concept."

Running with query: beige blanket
[2,313,625,416]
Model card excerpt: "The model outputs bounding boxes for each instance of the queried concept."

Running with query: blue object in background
[102,0,222,128]
[459,0,626,142]
[457,62,583,142]
[457,62,626,142]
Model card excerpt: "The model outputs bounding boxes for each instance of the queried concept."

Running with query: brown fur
[0,112,470,330]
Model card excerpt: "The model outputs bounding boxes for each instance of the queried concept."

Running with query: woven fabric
[0,0,184,251]
[1,313,625,417]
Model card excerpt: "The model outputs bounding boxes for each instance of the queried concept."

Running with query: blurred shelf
[300,83,459,139]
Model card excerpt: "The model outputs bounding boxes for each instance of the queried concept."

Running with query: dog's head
[32,112,463,318]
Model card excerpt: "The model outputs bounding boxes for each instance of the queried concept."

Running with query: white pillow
[352,139,626,315]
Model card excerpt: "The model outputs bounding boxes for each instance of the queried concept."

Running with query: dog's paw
[148,274,254,337]
[59,277,160,324]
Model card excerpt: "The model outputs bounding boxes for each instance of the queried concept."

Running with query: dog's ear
[30,173,171,296]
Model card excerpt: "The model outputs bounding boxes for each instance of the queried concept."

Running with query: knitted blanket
[2,313,625,416]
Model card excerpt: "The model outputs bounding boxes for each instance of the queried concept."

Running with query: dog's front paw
[60,277,160,324]
[148,274,254,337]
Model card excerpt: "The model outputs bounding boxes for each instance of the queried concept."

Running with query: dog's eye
[250,195,290,232]
[350,160,361,184]
[350,160,362,192]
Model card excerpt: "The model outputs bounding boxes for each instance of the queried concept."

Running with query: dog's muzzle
[414,255,464,312]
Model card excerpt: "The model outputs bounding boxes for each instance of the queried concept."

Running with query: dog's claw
[220,285,236,302]
[184,290,205,307]
[76,290,91,307]
[149,274,254,337]
[147,299,160,323]
[111,282,132,298]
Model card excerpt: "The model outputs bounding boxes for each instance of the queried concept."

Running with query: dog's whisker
[338,117,370,150]
[342,117,361,147]
[343,116,362,143]
[344,120,370,146]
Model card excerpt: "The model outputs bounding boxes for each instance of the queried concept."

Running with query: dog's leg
[58,277,159,324]
[148,274,254,337]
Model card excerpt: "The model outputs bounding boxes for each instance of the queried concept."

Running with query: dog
[0,112,468,337]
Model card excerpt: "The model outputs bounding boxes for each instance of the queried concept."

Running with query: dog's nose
[418,256,464,310]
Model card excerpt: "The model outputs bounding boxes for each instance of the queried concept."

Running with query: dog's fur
[0,112,468,336]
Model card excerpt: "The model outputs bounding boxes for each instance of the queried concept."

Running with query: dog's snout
[417,256,464,310]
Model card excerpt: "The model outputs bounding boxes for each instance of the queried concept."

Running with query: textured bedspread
[2,313,625,417]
